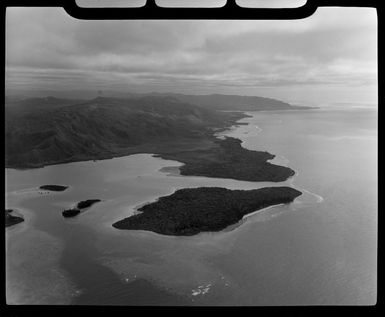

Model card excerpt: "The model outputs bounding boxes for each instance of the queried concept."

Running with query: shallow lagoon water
[6,107,377,305]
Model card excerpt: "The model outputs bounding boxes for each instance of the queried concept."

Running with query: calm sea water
[5,107,377,305]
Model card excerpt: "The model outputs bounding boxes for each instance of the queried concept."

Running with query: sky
[6,5,377,105]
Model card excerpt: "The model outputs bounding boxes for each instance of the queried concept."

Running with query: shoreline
[241,203,285,220]
[6,140,295,185]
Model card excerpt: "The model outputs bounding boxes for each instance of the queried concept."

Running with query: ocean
[5,106,377,305]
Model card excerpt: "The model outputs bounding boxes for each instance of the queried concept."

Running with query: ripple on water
[6,226,78,304]
[192,283,212,296]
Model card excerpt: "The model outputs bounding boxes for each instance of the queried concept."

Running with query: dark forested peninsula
[112,187,302,236]
[157,136,294,182]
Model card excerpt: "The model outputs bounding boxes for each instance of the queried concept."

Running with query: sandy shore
[242,203,285,220]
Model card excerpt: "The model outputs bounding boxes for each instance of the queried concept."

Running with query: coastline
[241,203,285,220]
[6,108,309,305]
[5,109,307,172]
[5,104,376,305]
[6,120,296,184]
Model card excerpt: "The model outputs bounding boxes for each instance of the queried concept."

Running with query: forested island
[76,199,101,209]
[112,187,302,236]
[5,209,24,227]
[39,185,68,191]
[62,199,101,218]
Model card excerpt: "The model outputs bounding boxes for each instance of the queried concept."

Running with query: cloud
[5,6,377,103]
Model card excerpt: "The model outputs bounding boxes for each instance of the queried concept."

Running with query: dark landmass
[62,199,101,218]
[5,209,24,227]
[5,95,301,182]
[39,185,68,191]
[62,208,81,218]
[76,199,101,209]
[156,136,294,182]
[6,91,317,112]
[112,187,302,236]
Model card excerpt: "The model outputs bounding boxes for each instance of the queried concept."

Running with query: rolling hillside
[5,96,241,168]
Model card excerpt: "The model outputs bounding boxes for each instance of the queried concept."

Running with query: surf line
[288,170,324,203]
[241,115,324,205]
[298,187,324,203]
[242,203,285,220]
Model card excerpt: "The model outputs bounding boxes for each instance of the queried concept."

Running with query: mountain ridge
[5,92,317,112]
[5,95,241,168]
[146,92,315,111]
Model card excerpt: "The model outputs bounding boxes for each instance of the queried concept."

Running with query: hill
[5,96,242,168]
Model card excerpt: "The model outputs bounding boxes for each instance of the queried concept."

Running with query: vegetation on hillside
[5,96,241,168]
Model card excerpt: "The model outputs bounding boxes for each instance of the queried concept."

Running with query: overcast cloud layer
[6,7,377,104]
